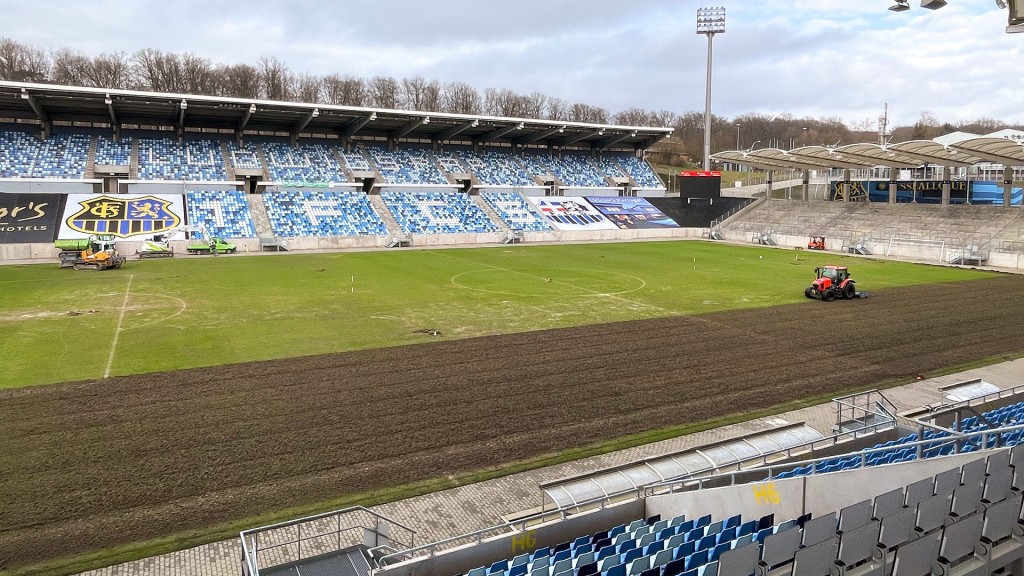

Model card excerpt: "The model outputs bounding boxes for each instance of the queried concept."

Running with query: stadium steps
[472,194,513,235]
[129,137,140,180]
[220,142,236,181]
[332,148,354,182]
[255,143,272,182]
[85,135,98,179]
[367,194,406,238]
[246,193,275,239]
[263,545,372,576]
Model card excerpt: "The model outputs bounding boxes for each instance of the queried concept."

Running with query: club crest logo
[67,195,181,237]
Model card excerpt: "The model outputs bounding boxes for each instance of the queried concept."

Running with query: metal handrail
[240,505,416,576]
[644,422,1024,496]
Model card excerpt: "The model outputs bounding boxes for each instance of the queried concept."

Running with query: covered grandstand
[0,81,687,257]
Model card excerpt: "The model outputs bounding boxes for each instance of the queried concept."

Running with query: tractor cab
[815,265,849,286]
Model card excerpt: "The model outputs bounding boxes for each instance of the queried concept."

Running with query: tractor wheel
[822,289,835,302]
[843,283,856,299]
[805,287,815,299]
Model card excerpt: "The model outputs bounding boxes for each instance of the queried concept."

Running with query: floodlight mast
[697,6,726,171]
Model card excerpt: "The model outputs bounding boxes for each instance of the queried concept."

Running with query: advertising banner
[525,196,618,231]
[58,194,186,239]
[585,196,679,229]
[0,193,65,243]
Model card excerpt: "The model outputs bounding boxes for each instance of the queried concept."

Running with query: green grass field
[0,240,996,389]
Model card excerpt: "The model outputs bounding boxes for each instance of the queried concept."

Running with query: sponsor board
[59,194,186,239]
[585,196,679,229]
[0,193,65,244]
[525,196,618,231]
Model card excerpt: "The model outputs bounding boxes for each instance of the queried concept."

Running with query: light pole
[735,123,741,150]
[697,6,726,171]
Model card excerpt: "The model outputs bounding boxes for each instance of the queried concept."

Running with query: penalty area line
[103,274,133,379]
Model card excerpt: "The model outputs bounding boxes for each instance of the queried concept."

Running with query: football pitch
[0,240,994,389]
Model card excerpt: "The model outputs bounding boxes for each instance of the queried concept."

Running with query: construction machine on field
[55,235,127,270]
[805,265,864,301]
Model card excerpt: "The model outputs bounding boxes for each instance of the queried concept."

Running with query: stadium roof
[713,138,1024,171]
[0,81,673,150]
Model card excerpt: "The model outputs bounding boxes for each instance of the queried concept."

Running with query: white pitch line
[103,274,133,379]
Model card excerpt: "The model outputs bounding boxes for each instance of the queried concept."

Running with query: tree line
[0,37,1018,167]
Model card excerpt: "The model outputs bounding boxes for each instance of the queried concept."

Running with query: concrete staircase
[472,194,512,235]
[244,193,287,251]
[368,195,408,245]
[84,136,97,179]
[129,138,140,179]
[220,142,236,181]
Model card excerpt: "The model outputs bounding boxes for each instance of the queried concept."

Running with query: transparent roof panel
[622,466,664,486]
[542,424,823,509]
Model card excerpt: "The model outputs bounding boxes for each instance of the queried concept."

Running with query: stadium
[1,71,1024,576]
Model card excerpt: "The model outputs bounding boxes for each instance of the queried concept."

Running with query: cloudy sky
[5,0,1022,127]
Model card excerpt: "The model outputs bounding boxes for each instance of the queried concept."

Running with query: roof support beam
[516,125,565,146]
[393,116,429,140]
[177,99,187,139]
[438,120,478,142]
[477,122,523,144]
[236,103,256,143]
[20,88,50,138]
[558,129,603,148]
[105,94,119,140]
[290,108,318,145]
[340,112,375,138]
[596,131,635,150]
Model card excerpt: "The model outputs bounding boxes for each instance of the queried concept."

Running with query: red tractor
[805,265,857,301]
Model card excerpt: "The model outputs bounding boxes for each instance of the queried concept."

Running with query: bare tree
[0,38,49,82]
[87,52,134,90]
[337,76,367,107]
[400,76,428,110]
[522,92,548,120]
[133,48,185,92]
[613,107,654,127]
[180,53,217,95]
[420,80,442,112]
[546,97,568,121]
[651,110,678,128]
[441,82,481,114]
[218,63,260,99]
[259,56,293,101]
[569,102,608,124]
[294,72,323,104]
[51,48,91,86]
[367,75,399,109]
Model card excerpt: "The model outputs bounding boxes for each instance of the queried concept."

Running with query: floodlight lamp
[516,122,524,130]
[311,108,319,118]
[179,100,187,110]
[422,116,430,125]
[996,0,1008,8]
[248,104,256,113]
[368,112,377,121]
[470,119,479,127]
[921,0,947,9]
[889,0,910,11]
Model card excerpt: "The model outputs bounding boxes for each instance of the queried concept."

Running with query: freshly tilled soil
[3,274,1024,568]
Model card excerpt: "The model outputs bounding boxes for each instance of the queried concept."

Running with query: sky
[4,0,1023,128]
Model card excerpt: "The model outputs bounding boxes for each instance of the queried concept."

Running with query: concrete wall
[0,180,99,194]
[377,501,644,576]
[122,181,240,194]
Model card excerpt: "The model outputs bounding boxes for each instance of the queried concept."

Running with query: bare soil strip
[3,275,1024,568]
